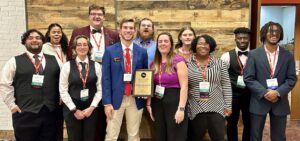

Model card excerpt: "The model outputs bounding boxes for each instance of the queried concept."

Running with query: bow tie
[238,51,248,56]
[92,29,101,34]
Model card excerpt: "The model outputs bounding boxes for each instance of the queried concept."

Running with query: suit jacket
[244,45,297,116]
[102,42,148,110]
[68,25,120,60]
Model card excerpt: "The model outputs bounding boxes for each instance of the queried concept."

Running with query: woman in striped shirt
[187,34,232,141]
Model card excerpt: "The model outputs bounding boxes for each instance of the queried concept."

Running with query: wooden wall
[27,0,250,57]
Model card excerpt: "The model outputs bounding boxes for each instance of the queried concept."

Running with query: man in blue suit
[102,18,148,141]
[244,21,297,141]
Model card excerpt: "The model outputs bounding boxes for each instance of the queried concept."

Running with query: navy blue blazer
[102,42,148,110]
[244,45,297,116]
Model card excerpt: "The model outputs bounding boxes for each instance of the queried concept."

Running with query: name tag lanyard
[76,61,89,89]
[196,56,210,81]
[26,53,44,74]
[52,44,65,63]
[236,56,247,75]
[266,50,277,79]
[91,32,103,51]
[158,64,164,86]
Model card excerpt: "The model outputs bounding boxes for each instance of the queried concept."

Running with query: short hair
[72,35,93,59]
[175,26,196,48]
[21,29,45,45]
[191,34,216,53]
[119,18,135,29]
[234,27,251,35]
[89,4,105,15]
[136,18,155,39]
[45,23,69,55]
[260,21,284,43]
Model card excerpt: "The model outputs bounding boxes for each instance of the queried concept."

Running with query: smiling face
[75,37,90,58]
[235,33,250,51]
[89,9,105,29]
[266,25,281,45]
[25,32,43,54]
[138,20,154,40]
[157,34,172,55]
[49,26,62,45]
[119,21,136,42]
[196,37,210,57]
[180,29,195,46]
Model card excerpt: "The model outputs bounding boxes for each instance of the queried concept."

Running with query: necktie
[80,62,86,76]
[124,47,132,96]
[238,51,248,56]
[33,54,43,74]
[92,29,101,34]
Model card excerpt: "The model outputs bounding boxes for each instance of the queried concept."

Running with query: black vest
[228,49,249,94]
[13,53,60,113]
[68,60,97,110]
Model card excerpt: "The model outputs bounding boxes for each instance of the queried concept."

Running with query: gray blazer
[244,45,297,116]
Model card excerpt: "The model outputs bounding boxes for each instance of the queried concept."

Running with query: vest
[13,53,60,113]
[68,60,97,110]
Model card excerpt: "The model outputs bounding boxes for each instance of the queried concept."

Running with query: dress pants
[95,102,106,141]
[226,91,250,141]
[105,96,143,141]
[152,88,188,141]
[190,112,225,141]
[12,106,60,141]
[250,112,287,141]
[64,105,99,141]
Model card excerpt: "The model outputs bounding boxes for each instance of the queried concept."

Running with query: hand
[146,105,155,121]
[83,106,95,118]
[174,110,184,124]
[264,90,279,103]
[104,104,114,120]
[73,109,85,120]
[224,108,232,117]
[11,105,21,114]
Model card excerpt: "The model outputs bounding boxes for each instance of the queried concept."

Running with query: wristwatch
[178,107,185,112]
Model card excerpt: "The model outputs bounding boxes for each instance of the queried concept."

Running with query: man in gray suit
[244,21,297,141]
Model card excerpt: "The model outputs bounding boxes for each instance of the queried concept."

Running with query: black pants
[250,113,287,141]
[64,105,99,141]
[190,112,225,141]
[226,92,250,141]
[152,88,188,141]
[12,106,60,141]
[56,105,64,141]
[95,103,106,141]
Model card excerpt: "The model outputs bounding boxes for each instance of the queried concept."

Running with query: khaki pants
[105,96,143,141]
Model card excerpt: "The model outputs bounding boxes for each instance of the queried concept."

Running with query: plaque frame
[132,69,154,97]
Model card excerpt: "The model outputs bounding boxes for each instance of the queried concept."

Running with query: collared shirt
[134,37,156,68]
[0,51,46,110]
[42,42,66,68]
[264,44,280,76]
[220,46,249,69]
[59,57,102,111]
[90,26,105,61]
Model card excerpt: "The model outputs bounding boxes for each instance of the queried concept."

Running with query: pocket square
[114,57,121,62]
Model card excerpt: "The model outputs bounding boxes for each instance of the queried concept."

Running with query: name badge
[80,89,89,101]
[199,82,210,101]
[155,85,165,99]
[94,50,104,62]
[124,73,132,82]
[32,74,44,88]
[237,75,246,88]
[266,78,278,90]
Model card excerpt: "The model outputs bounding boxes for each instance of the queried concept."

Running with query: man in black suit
[0,29,61,141]
[244,21,297,141]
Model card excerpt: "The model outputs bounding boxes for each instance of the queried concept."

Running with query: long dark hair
[260,21,283,44]
[45,23,69,55]
[175,26,196,48]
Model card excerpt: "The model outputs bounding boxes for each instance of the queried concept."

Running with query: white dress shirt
[90,26,105,61]
[220,46,249,69]
[42,42,66,68]
[0,51,45,110]
[59,57,102,111]
[264,45,279,77]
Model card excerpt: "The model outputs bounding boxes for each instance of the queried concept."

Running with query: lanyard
[91,33,103,50]
[266,50,277,78]
[56,51,64,63]
[26,53,44,74]
[196,56,210,81]
[76,61,89,89]
[236,56,247,75]
[158,63,164,86]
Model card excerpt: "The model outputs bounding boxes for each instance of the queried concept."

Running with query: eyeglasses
[90,13,104,17]
[141,24,152,28]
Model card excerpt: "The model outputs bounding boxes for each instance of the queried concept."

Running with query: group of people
[0,3,297,141]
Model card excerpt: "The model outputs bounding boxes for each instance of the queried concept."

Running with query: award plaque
[133,69,154,97]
